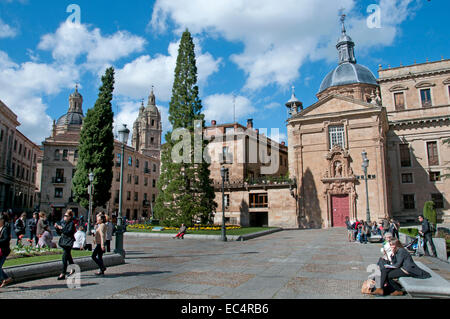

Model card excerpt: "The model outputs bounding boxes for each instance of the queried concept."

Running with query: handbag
[59,234,75,249]
[361,279,376,294]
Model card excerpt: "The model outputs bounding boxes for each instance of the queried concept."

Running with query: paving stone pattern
[1,228,449,299]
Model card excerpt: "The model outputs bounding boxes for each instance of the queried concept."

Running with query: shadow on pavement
[98,271,171,279]
[8,282,98,291]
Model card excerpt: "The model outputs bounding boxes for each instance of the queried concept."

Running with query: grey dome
[319,62,378,93]
[56,112,84,126]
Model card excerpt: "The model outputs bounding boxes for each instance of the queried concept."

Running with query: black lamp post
[220,166,228,242]
[362,150,371,223]
[87,172,94,235]
[115,124,129,257]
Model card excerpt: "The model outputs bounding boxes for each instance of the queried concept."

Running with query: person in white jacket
[73,226,86,250]
[105,215,114,252]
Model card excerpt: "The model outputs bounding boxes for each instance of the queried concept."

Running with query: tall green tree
[155,30,216,226]
[72,67,115,210]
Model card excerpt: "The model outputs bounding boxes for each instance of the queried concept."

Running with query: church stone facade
[40,87,161,221]
[286,19,450,229]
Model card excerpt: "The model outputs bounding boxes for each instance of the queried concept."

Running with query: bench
[398,262,450,299]
[368,234,383,243]
[152,227,164,232]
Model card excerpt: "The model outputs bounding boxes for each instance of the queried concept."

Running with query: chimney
[211,120,217,126]
[247,119,254,129]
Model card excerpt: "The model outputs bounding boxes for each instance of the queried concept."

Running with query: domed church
[286,15,450,228]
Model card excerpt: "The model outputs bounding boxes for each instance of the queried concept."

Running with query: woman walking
[54,209,77,280]
[372,239,431,296]
[0,213,13,288]
[92,214,107,276]
[14,213,27,246]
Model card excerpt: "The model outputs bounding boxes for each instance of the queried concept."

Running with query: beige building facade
[40,87,161,221]
[0,100,41,214]
[204,120,297,227]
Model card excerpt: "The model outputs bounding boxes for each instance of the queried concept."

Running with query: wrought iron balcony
[52,177,67,184]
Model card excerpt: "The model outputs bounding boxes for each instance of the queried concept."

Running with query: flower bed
[8,244,62,260]
[127,224,242,232]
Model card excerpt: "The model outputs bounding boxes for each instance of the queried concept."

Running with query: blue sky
[0,0,448,145]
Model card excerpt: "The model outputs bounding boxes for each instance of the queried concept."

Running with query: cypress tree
[72,67,115,210]
[155,30,216,226]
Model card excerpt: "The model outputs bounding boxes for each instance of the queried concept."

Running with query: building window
[127,174,132,184]
[151,119,155,127]
[13,140,17,151]
[152,179,156,188]
[224,194,230,208]
[128,156,132,166]
[403,194,415,210]
[401,173,413,184]
[55,188,63,198]
[135,176,139,185]
[399,144,411,167]
[74,149,79,160]
[420,88,432,107]
[328,125,345,149]
[136,159,139,168]
[249,193,268,208]
[426,141,439,166]
[127,191,131,201]
[429,171,441,182]
[0,130,3,142]
[431,193,444,209]
[134,192,138,201]
[394,92,405,110]
[18,143,22,155]
[153,164,157,172]
[152,194,156,203]
[144,177,148,186]
[54,149,60,161]
[62,150,68,161]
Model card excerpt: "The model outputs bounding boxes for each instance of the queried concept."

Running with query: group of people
[0,209,116,290]
[345,217,400,244]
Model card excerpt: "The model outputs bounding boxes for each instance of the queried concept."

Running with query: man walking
[418,215,437,257]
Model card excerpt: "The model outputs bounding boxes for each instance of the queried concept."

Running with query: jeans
[423,233,437,256]
[92,244,105,271]
[359,233,367,243]
[0,255,9,281]
[380,267,410,293]
[62,247,74,274]
[105,240,111,253]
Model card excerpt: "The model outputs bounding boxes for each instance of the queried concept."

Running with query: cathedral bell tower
[132,87,162,159]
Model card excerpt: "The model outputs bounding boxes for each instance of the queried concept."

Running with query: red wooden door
[331,195,349,227]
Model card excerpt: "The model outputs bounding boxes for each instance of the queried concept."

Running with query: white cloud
[0,18,17,38]
[38,21,146,72]
[0,50,79,143]
[203,94,256,125]
[150,0,417,90]
[115,40,221,102]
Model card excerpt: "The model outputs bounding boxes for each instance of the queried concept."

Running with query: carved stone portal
[321,146,357,226]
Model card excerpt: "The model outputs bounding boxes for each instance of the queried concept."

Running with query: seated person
[38,230,55,248]
[73,226,87,250]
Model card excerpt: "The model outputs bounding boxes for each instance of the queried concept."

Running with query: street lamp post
[87,172,94,235]
[362,150,371,223]
[220,166,228,242]
[115,124,130,257]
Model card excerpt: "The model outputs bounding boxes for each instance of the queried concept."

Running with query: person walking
[372,239,431,296]
[389,219,399,239]
[0,213,13,289]
[92,214,107,276]
[28,212,39,246]
[54,210,77,280]
[14,213,26,246]
[105,215,114,253]
[418,215,437,257]
[344,217,354,242]
[173,224,187,239]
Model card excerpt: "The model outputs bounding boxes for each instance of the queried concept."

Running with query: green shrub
[400,228,419,237]
[423,201,437,230]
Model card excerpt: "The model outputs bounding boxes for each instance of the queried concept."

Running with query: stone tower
[132,87,162,159]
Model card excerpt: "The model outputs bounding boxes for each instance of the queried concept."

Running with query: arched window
[54,149,60,161]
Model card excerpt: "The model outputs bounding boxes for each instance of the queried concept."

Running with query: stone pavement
[1,228,448,299]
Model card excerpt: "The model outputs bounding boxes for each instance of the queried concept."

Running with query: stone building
[39,87,161,221]
[205,120,296,227]
[286,17,450,228]
[0,100,41,214]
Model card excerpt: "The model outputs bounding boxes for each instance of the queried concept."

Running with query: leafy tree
[423,201,437,234]
[72,67,115,210]
[155,30,216,226]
